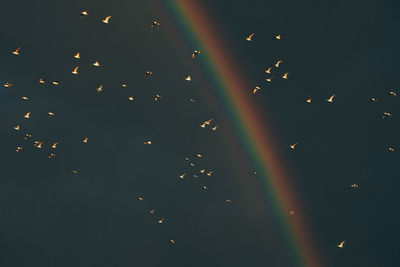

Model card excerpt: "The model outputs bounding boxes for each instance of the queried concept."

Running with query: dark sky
[0,0,399,266]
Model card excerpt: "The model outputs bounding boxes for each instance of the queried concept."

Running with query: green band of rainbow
[148,1,324,266]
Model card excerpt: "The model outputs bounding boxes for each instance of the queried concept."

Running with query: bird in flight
[282,73,289,79]
[306,98,312,103]
[192,50,201,59]
[327,94,336,103]
[12,47,21,55]
[102,16,112,24]
[246,33,255,41]
[265,67,273,74]
[97,85,103,92]
[185,75,192,81]
[350,184,359,189]
[253,86,261,95]
[338,241,346,248]
[93,61,100,67]
[275,34,281,40]
[74,52,80,59]
[24,112,31,119]
[151,21,160,28]
[72,66,79,75]
[290,143,298,150]
[275,60,283,67]
[382,112,392,119]
[83,137,88,143]
[81,10,88,17]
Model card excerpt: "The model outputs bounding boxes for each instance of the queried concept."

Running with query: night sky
[0,0,399,266]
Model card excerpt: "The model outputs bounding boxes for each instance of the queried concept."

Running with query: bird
[39,78,45,84]
[51,81,59,85]
[21,96,29,101]
[275,34,281,40]
[200,123,206,128]
[282,73,289,79]
[338,241,346,248]
[154,95,161,102]
[34,141,43,149]
[102,16,111,24]
[169,239,175,245]
[72,66,79,75]
[48,112,55,117]
[266,77,273,82]
[246,33,255,41]
[211,125,218,131]
[179,173,186,179]
[265,67,273,74]
[80,10,88,17]
[138,197,144,201]
[206,171,213,176]
[93,61,100,67]
[151,21,160,28]
[144,71,153,77]
[388,147,395,152]
[253,86,261,95]
[290,143,298,150]
[16,146,23,152]
[51,142,58,149]
[13,125,20,131]
[24,134,32,140]
[275,60,283,67]
[121,83,128,87]
[72,170,79,174]
[97,85,103,92]
[157,218,165,224]
[128,96,134,101]
[327,94,336,103]
[389,91,397,97]
[382,112,392,119]
[289,209,295,215]
[74,52,80,59]
[202,185,208,190]
[144,140,152,145]
[371,98,378,102]
[48,153,56,159]
[12,47,21,55]
[83,137,88,143]
[200,169,205,174]
[225,199,232,203]
[192,50,201,59]
[306,98,312,103]
[24,112,31,119]
[4,82,13,87]
[204,118,213,125]
[350,184,359,188]
[185,75,192,81]
[197,154,203,158]
[149,209,156,214]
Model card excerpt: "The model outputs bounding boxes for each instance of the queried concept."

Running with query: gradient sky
[0,0,399,266]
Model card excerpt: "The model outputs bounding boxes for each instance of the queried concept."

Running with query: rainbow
[148,1,324,266]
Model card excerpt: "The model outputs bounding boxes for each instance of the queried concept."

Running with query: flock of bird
[245,32,397,249]
[4,8,397,253]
